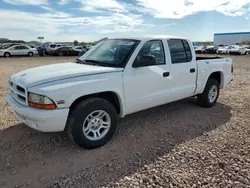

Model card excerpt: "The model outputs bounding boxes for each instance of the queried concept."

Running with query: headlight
[28,92,56,110]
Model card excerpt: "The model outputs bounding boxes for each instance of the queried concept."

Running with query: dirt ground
[0,55,250,188]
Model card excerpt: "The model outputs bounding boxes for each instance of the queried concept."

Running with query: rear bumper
[8,93,69,132]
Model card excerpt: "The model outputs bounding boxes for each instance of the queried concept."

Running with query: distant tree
[73,40,79,46]
[80,41,87,46]
[88,42,95,46]
[241,40,250,45]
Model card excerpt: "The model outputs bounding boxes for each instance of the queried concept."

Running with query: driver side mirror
[133,55,156,68]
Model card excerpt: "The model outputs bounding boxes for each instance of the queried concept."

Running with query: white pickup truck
[8,36,233,149]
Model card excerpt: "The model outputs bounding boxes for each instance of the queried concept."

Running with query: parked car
[45,44,66,54]
[216,46,230,54]
[82,45,93,52]
[195,46,206,54]
[48,46,82,56]
[8,36,233,149]
[28,44,37,49]
[73,46,86,53]
[0,44,38,57]
[203,46,218,54]
[229,46,249,55]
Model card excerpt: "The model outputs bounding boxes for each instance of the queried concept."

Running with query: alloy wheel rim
[208,85,218,103]
[82,110,111,141]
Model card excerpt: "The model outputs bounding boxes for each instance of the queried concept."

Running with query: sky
[0,0,250,42]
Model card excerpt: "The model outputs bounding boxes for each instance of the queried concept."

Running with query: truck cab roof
[109,35,189,41]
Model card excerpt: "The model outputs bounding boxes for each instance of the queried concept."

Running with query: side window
[182,40,192,61]
[135,40,165,65]
[20,46,29,50]
[14,46,20,50]
[168,39,187,64]
[59,47,67,51]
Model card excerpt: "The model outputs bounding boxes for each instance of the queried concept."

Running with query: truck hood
[11,62,123,87]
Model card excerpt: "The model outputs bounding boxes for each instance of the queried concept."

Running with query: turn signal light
[28,102,56,110]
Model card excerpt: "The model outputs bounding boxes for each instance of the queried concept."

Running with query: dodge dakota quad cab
[8,36,233,149]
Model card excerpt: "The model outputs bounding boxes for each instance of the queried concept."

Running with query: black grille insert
[17,85,25,93]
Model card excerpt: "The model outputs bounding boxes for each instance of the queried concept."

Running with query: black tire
[28,52,34,57]
[197,79,220,108]
[59,52,63,56]
[66,98,118,149]
[4,52,11,58]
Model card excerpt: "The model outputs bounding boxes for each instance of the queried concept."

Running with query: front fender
[28,72,126,117]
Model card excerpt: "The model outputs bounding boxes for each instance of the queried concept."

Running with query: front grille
[17,85,25,93]
[9,81,27,106]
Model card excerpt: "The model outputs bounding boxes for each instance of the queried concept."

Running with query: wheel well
[70,91,121,114]
[208,72,221,85]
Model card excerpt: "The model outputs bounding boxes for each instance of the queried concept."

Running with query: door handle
[190,68,195,73]
[163,72,170,77]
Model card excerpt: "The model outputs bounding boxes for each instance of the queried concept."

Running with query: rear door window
[19,46,29,50]
[168,39,193,64]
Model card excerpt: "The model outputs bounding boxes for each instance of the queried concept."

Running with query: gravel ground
[0,55,250,188]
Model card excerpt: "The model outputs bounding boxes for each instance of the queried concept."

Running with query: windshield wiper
[76,58,104,66]
[76,59,118,67]
[75,58,84,64]
[84,59,108,67]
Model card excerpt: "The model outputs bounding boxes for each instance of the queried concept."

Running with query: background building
[214,32,250,45]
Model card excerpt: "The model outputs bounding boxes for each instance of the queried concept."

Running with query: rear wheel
[197,79,220,108]
[4,52,11,58]
[66,98,118,149]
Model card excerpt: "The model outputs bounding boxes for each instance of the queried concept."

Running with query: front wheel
[66,98,118,149]
[197,79,220,108]
[28,52,34,57]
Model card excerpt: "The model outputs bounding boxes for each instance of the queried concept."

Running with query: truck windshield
[83,39,140,67]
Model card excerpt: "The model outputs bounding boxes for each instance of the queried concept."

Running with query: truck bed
[196,56,223,61]
[194,56,232,95]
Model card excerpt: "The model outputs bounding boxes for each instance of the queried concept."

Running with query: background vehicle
[83,45,92,52]
[73,46,87,54]
[195,46,206,54]
[229,46,249,55]
[0,44,38,57]
[48,46,82,56]
[203,46,218,54]
[8,36,233,149]
[45,44,65,54]
[217,46,230,54]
